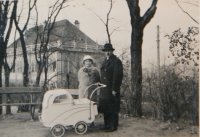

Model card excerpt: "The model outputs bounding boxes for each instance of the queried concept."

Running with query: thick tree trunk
[0,60,2,114]
[19,33,29,87]
[0,1,11,114]
[4,65,11,114]
[0,38,5,114]
[0,43,3,87]
[0,63,2,87]
[126,0,157,116]
[13,1,29,87]
[4,66,10,87]
[130,28,143,116]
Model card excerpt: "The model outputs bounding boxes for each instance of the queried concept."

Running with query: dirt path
[0,112,198,137]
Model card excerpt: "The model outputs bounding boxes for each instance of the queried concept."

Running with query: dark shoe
[106,127,117,132]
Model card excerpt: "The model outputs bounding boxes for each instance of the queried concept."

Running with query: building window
[53,61,56,72]
[49,61,56,72]
[53,94,68,104]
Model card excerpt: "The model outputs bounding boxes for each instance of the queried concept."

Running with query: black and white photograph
[0,0,199,137]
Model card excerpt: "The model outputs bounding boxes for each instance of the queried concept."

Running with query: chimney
[74,20,80,29]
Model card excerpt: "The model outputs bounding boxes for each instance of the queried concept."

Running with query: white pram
[39,83,106,137]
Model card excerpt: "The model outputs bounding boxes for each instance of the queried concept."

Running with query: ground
[0,110,198,137]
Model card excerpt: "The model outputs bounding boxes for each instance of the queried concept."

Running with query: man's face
[104,50,113,58]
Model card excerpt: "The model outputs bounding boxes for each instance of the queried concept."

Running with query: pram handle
[89,83,106,100]
[83,82,106,98]
[87,83,106,120]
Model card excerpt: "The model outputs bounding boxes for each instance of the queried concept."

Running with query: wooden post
[157,25,160,78]
[157,25,162,119]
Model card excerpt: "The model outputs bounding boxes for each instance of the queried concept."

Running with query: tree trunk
[35,63,44,87]
[0,60,2,114]
[126,0,158,116]
[19,32,29,87]
[39,64,48,112]
[0,62,2,87]
[130,28,143,116]
[4,65,10,87]
[0,1,12,114]
[4,64,11,114]
[13,1,29,87]
[0,38,5,114]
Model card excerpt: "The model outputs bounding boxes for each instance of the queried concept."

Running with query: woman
[78,55,100,102]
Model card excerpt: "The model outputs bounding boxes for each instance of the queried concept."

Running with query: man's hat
[102,43,115,51]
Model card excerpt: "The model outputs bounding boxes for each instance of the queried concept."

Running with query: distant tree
[126,0,158,116]
[13,0,37,87]
[0,2,13,86]
[3,29,18,114]
[0,1,15,114]
[33,0,67,88]
[3,4,17,88]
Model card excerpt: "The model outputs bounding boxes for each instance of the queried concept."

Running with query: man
[99,43,123,132]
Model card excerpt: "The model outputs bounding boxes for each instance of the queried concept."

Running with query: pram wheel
[51,124,65,137]
[74,121,88,135]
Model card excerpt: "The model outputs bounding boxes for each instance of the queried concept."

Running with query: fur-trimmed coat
[78,66,100,101]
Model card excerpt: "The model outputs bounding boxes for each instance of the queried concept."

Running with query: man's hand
[112,91,116,96]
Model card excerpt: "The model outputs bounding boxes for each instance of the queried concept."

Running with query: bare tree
[0,1,16,114]
[3,29,18,114]
[33,0,67,89]
[126,0,158,116]
[13,0,37,87]
[3,3,17,88]
[0,2,12,86]
[86,0,121,44]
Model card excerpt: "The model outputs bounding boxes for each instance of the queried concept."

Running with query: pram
[38,83,106,137]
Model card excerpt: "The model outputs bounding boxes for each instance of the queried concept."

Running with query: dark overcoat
[99,54,123,113]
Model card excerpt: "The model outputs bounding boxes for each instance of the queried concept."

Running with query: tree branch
[126,0,140,20]
[34,4,39,63]
[175,0,199,24]
[177,1,199,7]
[85,6,106,25]
[2,1,9,34]
[4,2,15,48]
[141,0,158,28]
[106,0,115,43]
[22,0,37,32]
[110,26,122,36]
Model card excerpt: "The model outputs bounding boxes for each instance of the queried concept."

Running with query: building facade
[5,19,105,88]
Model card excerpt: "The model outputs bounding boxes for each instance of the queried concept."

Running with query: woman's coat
[78,66,100,101]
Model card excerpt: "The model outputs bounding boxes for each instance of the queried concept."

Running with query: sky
[10,0,199,68]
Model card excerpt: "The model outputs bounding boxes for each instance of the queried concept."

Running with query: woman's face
[84,59,92,67]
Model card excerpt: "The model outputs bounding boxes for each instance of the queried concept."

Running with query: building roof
[8,19,103,52]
